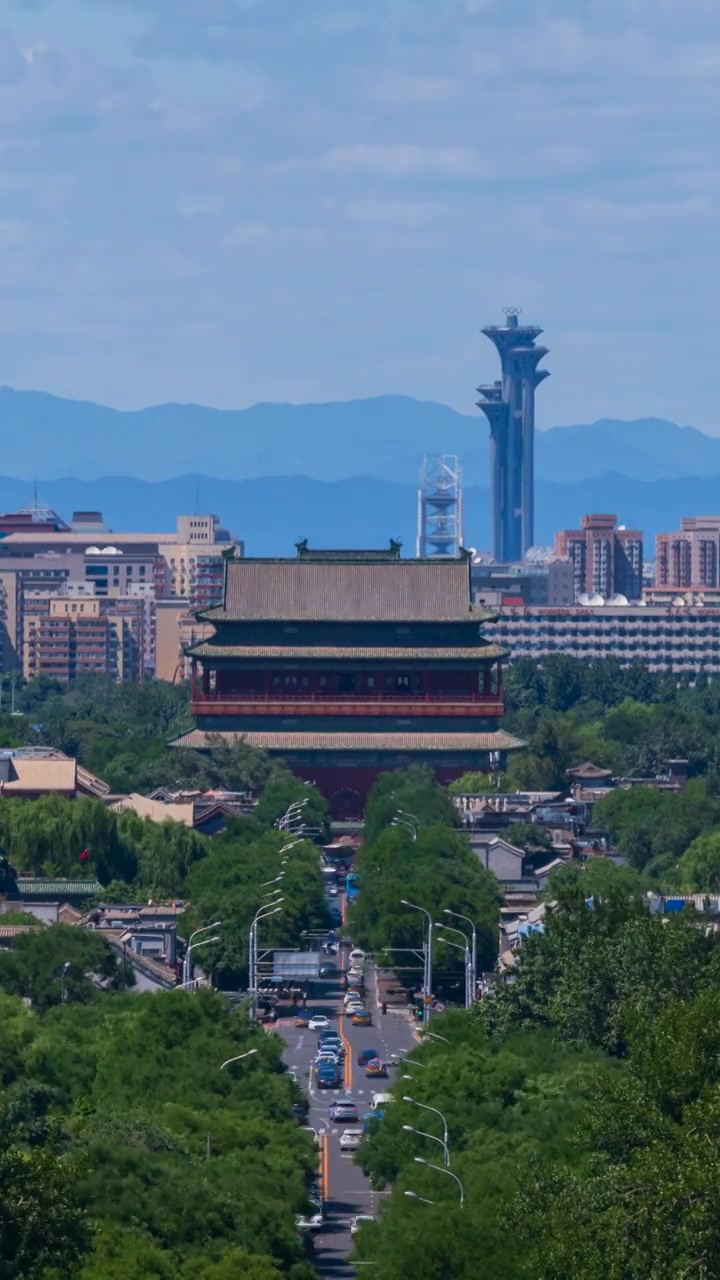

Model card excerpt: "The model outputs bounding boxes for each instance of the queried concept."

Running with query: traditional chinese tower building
[173,541,523,817]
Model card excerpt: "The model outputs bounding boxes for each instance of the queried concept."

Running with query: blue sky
[1,0,718,430]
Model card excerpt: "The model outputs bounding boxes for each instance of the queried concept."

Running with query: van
[371,1092,393,1110]
[349,949,366,964]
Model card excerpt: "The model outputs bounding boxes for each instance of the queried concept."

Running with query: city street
[276,920,417,1277]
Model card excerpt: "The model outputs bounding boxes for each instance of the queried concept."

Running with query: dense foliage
[498,656,720,791]
[184,822,329,987]
[0,792,209,892]
[353,861,720,1278]
[348,768,499,997]
[0,984,317,1279]
[3,672,289,795]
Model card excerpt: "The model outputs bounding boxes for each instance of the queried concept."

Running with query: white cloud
[344,198,448,226]
[308,144,486,179]
[368,74,461,106]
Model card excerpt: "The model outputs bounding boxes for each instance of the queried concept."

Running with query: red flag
[80,849,89,862]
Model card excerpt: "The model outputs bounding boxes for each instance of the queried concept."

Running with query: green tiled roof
[12,879,103,896]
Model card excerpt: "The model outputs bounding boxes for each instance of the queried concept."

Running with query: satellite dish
[101,546,122,555]
[672,596,686,607]
[607,594,629,606]
[86,546,101,555]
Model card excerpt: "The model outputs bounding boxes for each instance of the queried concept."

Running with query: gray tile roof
[202,558,494,623]
[186,642,508,661]
[169,729,526,753]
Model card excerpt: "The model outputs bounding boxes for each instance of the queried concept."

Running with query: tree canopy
[0,986,318,1279]
[351,860,720,1278]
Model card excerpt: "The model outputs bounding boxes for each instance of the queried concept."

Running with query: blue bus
[346,873,359,905]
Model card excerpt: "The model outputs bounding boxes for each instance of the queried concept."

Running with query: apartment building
[655,517,720,589]
[155,600,212,682]
[555,514,643,601]
[23,594,145,683]
[491,604,720,673]
[0,512,240,612]
[471,556,575,607]
[0,508,242,681]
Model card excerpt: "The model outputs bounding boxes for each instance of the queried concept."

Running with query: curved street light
[220,1049,258,1070]
[401,899,433,1025]
[392,815,417,842]
[184,920,223,985]
[402,1123,450,1167]
[249,903,283,1023]
[414,1157,465,1208]
[403,1096,449,1154]
[435,926,472,1009]
[404,1189,435,1206]
[185,934,221,985]
[420,1031,450,1046]
[444,908,477,1003]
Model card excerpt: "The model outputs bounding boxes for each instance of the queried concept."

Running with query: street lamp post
[249,903,283,1023]
[184,921,223,986]
[392,815,417,842]
[404,1190,436,1206]
[421,1031,450,1046]
[401,899,433,1026]
[413,1157,465,1208]
[220,1049,258,1070]
[444,909,477,1003]
[403,1096,449,1155]
[435,923,472,1009]
[60,961,71,1005]
[185,935,221,986]
[402,1123,450,1167]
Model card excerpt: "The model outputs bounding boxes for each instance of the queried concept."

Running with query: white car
[309,1015,330,1031]
[349,949,366,964]
[296,1210,323,1232]
[351,1215,375,1236]
[339,1127,363,1150]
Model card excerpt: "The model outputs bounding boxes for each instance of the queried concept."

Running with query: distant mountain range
[2,385,719,486]
[1,386,718,554]
[0,470,718,558]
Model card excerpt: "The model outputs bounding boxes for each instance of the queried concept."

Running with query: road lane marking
[321,1132,330,1201]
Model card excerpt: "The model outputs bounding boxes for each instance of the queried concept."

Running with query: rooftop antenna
[195,480,200,515]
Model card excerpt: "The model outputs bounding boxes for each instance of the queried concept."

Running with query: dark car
[357,1047,381,1066]
[319,964,340,978]
[316,1066,340,1089]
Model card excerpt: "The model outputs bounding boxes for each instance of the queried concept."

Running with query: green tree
[0,1103,90,1278]
[678,829,720,892]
